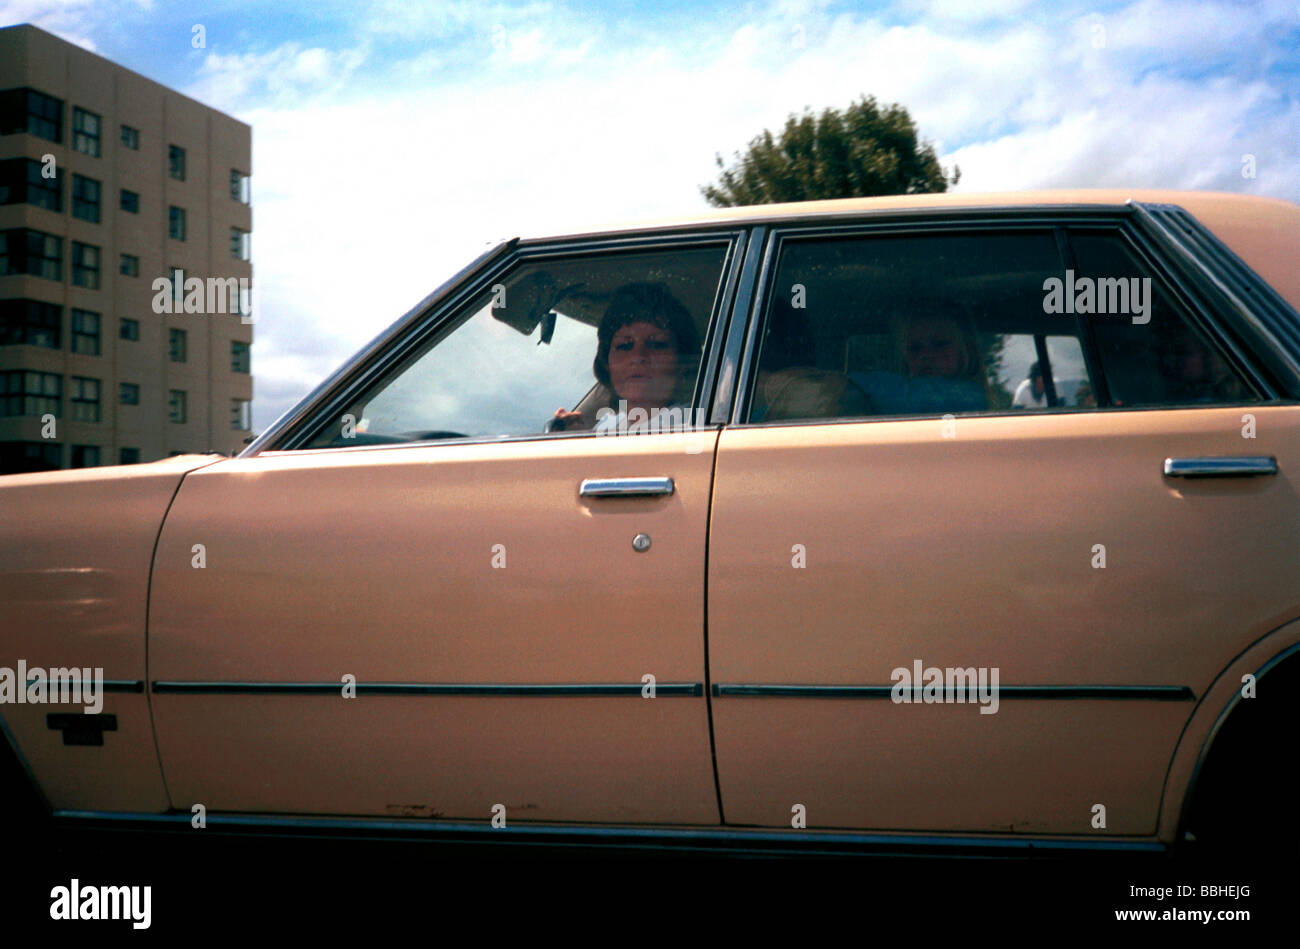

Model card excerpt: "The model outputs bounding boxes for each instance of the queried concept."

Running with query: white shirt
[1012,378,1047,409]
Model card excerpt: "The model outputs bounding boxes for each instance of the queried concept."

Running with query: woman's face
[608,320,678,407]
[905,317,965,378]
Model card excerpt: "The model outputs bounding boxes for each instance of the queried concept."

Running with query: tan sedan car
[3,189,1299,855]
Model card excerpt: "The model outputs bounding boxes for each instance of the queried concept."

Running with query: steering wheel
[403,430,470,441]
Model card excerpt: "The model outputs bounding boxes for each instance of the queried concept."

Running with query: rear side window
[1070,231,1255,407]
[744,227,1257,423]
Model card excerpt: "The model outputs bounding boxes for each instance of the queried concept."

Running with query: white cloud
[0,0,103,49]
[187,41,370,113]
[181,0,1297,431]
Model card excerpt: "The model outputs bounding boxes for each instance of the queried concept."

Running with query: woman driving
[550,282,700,433]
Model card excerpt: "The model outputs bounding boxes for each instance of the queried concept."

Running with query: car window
[744,227,1256,424]
[302,245,728,448]
[747,230,1067,422]
[1069,230,1257,407]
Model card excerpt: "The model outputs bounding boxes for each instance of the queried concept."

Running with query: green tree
[701,95,959,207]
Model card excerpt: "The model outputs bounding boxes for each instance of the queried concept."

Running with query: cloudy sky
[3,0,1297,430]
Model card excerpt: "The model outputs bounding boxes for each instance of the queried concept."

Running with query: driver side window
[303,244,728,448]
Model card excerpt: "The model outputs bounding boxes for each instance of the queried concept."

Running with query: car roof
[522,189,1300,315]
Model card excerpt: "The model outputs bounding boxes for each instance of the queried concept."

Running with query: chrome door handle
[579,477,675,497]
[1163,456,1277,478]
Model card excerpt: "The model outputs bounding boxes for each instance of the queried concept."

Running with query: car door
[147,234,743,825]
[707,215,1300,835]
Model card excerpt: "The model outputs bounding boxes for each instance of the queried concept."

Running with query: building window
[168,266,185,307]
[231,340,251,373]
[169,327,187,362]
[230,227,251,261]
[70,444,100,468]
[71,174,101,223]
[168,144,185,180]
[120,254,139,277]
[68,376,100,422]
[120,189,139,213]
[119,447,140,464]
[0,158,61,212]
[0,88,63,143]
[70,309,100,356]
[0,441,62,473]
[168,389,187,423]
[71,242,100,289]
[0,229,61,280]
[0,300,61,348]
[119,382,139,405]
[230,169,250,204]
[231,398,251,431]
[120,124,139,149]
[120,318,140,341]
[71,107,100,157]
[0,370,61,417]
[169,205,186,241]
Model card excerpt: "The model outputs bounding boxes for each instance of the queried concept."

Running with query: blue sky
[3,0,1297,430]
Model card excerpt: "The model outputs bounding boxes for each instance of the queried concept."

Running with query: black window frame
[120,188,139,213]
[0,369,62,418]
[250,230,747,453]
[168,388,187,423]
[723,209,1290,428]
[120,253,139,277]
[168,144,186,181]
[169,205,186,241]
[71,106,100,157]
[120,124,139,149]
[70,444,100,468]
[119,382,139,405]
[231,340,251,373]
[169,327,187,363]
[0,299,61,349]
[120,317,140,341]
[0,228,62,280]
[70,308,100,356]
[68,375,100,422]
[71,173,101,223]
[71,241,100,289]
[0,88,63,142]
[0,157,61,212]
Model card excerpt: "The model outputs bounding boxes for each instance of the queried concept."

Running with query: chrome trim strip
[151,681,703,697]
[713,684,1195,700]
[23,679,143,693]
[51,809,1167,854]
[579,477,674,498]
[1163,456,1277,478]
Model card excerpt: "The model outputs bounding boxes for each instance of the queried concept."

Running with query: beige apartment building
[0,23,252,473]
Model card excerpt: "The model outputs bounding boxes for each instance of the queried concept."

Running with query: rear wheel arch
[1174,639,1300,850]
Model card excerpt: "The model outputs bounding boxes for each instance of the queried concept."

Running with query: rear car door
[148,234,743,825]
[707,210,1300,835]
